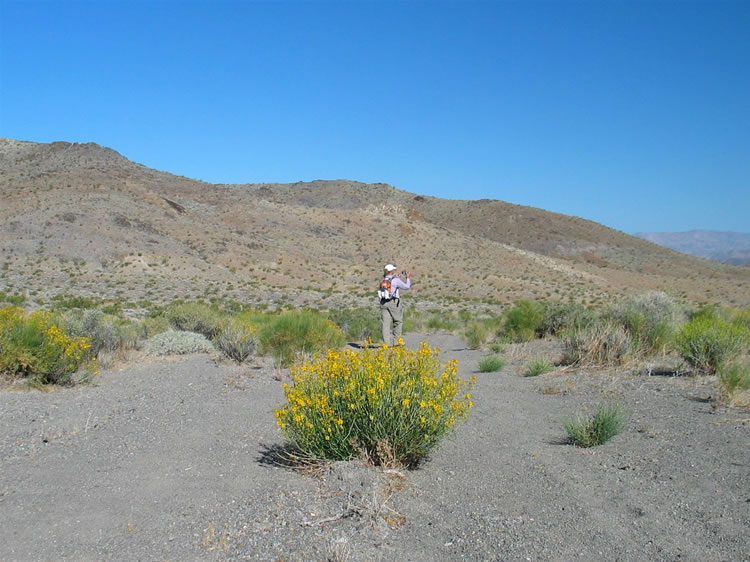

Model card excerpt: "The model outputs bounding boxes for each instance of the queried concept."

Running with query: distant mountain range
[2,138,749,309]
[634,231,750,266]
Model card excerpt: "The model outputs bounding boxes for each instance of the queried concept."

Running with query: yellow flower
[402,398,410,407]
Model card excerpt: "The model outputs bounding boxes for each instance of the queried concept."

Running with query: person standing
[380,263,411,346]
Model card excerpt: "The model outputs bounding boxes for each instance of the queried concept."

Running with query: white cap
[384,264,397,272]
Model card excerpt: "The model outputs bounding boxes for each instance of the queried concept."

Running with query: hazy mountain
[2,138,748,310]
[635,231,750,266]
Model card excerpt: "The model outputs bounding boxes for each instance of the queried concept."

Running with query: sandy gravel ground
[1,334,748,561]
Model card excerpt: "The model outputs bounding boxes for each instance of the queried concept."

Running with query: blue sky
[1,0,748,234]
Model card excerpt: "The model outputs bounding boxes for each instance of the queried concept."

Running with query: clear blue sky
[1,0,748,234]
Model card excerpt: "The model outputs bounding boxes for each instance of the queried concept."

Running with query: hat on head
[384,264,397,272]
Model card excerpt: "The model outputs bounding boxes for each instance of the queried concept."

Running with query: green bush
[327,307,379,341]
[675,315,748,375]
[718,362,750,397]
[564,403,626,447]
[524,358,554,377]
[259,310,345,366]
[163,302,223,339]
[463,321,490,349]
[274,343,474,466]
[479,355,506,372]
[0,307,94,385]
[562,320,630,365]
[503,300,544,342]
[610,292,680,356]
[213,318,257,362]
[144,329,215,356]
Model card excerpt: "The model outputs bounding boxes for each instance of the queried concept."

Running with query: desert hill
[1,138,748,310]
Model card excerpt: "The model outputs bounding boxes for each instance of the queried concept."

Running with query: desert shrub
[562,320,631,365]
[259,310,345,366]
[609,291,680,356]
[163,302,223,339]
[0,307,93,385]
[463,321,490,349]
[274,342,474,466]
[479,355,506,372]
[675,315,748,375]
[503,300,544,342]
[524,358,554,377]
[327,307,379,341]
[139,315,171,338]
[540,302,595,336]
[564,403,626,447]
[717,361,750,398]
[59,309,138,356]
[144,329,215,356]
[213,318,257,362]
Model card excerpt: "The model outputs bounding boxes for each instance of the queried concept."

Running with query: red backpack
[378,277,393,301]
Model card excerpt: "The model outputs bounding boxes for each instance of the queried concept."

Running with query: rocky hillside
[1,138,748,310]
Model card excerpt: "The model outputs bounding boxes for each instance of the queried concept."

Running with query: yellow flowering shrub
[274,341,475,465]
[0,307,95,385]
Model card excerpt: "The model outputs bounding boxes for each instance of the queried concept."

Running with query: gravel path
[1,334,748,561]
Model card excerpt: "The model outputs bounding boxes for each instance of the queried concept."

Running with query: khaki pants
[380,298,403,346]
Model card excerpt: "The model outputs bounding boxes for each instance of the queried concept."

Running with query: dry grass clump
[562,320,631,366]
[478,355,506,372]
[213,318,257,363]
[609,291,681,356]
[524,357,554,377]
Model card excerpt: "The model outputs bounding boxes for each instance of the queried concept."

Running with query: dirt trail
[1,334,748,561]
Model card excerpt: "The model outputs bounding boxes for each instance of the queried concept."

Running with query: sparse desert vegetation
[1,138,749,559]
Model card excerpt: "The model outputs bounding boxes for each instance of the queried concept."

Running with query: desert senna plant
[0,307,94,384]
[275,341,475,466]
